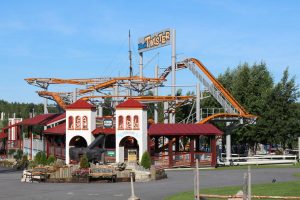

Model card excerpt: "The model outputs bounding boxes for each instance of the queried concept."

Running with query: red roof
[19,114,59,126]
[148,124,223,136]
[44,123,66,135]
[92,127,115,135]
[116,99,147,109]
[0,132,7,139]
[66,99,96,110]
[46,113,66,125]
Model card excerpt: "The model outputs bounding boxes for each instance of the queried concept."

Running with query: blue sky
[0,0,299,103]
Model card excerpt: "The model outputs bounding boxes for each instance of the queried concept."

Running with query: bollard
[128,172,140,200]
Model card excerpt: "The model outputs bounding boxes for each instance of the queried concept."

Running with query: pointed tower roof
[116,99,147,109]
[66,99,96,110]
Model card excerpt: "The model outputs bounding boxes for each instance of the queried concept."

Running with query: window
[118,116,124,130]
[68,116,74,130]
[75,116,81,130]
[82,116,88,130]
[133,115,139,130]
[126,115,132,130]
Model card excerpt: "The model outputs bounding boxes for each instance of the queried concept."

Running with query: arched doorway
[69,136,88,163]
[69,136,88,148]
[119,136,139,162]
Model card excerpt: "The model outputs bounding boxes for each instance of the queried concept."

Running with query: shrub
[40,152,47,165]
[14,149,23,160]
[80,154,90,169]
[47,155,56,165]
[28,160,37,169]
[8,149,16,155]
[34,151,47,165]
[140,151,151,169]
[34,152,42,164]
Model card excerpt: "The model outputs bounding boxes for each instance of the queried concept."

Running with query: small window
[126,115,132,130]
[75,116,81,130]
[118,116,124,130]
[82,116,88,130]
[68,116,74,130]
[133,115,139,130]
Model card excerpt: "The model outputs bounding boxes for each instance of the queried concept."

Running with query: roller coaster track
[160,58,256,124]
[28,57,255,124]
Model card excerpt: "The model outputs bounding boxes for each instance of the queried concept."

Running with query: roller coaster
[25,57,256,125]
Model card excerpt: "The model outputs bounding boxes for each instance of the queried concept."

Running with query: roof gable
[66,99,96,110]
[116,99,147,109]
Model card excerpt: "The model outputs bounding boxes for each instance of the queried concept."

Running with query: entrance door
[119,136,139,162]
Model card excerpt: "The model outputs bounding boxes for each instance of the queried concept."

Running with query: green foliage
[8,149,16,155]
[140,151,151,169]
[0,99,59,120]
[40,152,47,165]
[79,154,90,169]
[15,155,29,170]
[34,151,47,165]
[34,151,42,164]
[47,155,56,165]
[28,160,37,169]
[14,149,23,160]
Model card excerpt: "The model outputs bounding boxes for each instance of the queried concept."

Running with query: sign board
[128,149,137,162]
[106,150,115,157]
[103,119,113,128]
[138,28,171,53]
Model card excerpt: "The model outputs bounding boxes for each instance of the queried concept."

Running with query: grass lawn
[164,180,300,200]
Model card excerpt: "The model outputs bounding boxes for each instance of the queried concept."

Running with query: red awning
[92,127,115,135]
[44,123,66,135]
[0,132,7,139]
[19,114,59,126]
[148,124,223,136]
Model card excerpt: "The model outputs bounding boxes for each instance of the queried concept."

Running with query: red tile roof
[92,127,115,135]
[66,99,96,110]
[116,99,147,109]
[0,132,7,139]
[148,124,223,136]
[19,114,59,126]
[44,123,66,135]
[46,113,66,125]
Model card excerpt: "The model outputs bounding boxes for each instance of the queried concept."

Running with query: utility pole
[129,30,133,96]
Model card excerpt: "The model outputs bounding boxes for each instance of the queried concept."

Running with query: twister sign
[138,28,171,53]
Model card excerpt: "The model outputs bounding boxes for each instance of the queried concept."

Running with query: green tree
[80,154,90,169]
[257,68,300,149]
[140,151,151,169]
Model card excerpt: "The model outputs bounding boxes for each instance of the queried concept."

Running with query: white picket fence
[228,155,297,165]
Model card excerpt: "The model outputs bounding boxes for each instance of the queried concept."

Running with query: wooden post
[190,137,195,167]
[30,127,33,160]
[211,136,217,167]
[154,137,159,154]
[168,137,173,168]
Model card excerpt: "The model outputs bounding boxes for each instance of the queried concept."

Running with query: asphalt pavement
[0,167,299,200]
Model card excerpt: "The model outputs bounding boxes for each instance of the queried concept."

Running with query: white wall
[115,108,148,162]
[65,109,96,164]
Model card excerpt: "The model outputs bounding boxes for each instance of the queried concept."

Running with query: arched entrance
[69,136,88,163]
[119,136,139,162]
[69,136,88,148]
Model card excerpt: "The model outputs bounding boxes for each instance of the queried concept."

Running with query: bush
[28,160,37,169]
[47,155,56,165]
[80,154,90,169]
[34,151,47,165]
[8,149,16,156]
[14,149,23,160]
[140,151,151,169]
[34,152,42,164]
[40,152,47,165]
[15,155,29,170]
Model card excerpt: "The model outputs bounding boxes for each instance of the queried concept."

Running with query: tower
[65,100,96,164]
[115,99,148,163]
